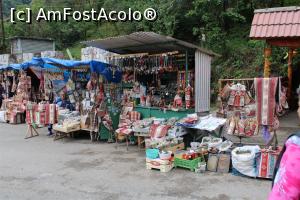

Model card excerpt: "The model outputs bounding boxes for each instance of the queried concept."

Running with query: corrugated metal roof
[250,6,300,39]
[82,32,219,57]
[9,36,54,41]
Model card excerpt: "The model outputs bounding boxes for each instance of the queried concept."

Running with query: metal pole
[185,50,188,87]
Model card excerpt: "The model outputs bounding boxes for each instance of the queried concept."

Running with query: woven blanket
[254,77,278,125]
[149,124,171,139]
[256,149,280,178]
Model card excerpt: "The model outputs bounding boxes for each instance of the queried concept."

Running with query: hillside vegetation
[3,0,300,96]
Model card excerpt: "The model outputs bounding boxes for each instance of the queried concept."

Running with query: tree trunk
[0,0,5,53]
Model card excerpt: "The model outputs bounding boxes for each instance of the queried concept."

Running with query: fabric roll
[254,77,278,125]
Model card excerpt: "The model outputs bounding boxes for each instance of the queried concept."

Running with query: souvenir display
[219,78,288,143]
[109,53,195,111]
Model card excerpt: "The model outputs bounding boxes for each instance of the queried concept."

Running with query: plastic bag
[231,145,260,177]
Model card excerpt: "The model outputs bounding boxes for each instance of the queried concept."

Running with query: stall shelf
[134,105,194,119]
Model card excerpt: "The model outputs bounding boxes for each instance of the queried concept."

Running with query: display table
[53,124,81,141]
[177,115,227,141]
[134,106,194,119]
[134,131,150,149]
[81,128,98,142]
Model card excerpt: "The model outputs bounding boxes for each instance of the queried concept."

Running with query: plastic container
[174,157,202,171]
[146,149,160,159]
[159,151,172,160]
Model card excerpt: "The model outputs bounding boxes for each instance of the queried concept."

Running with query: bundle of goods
[53,109,81,133]
[192,114,227,132]
[192,137,233,152]
[26,102,57,126]
[168,125,188,137]
[176,113,198,127]
[57,109,80,124]
[231,145,260,177]
[132,118,154,133]
[145,136,185,153]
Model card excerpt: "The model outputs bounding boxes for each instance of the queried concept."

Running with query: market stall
[0,64,32,124]
[216,77,288,179]
[83,32,218,117]
[21,57,122,141]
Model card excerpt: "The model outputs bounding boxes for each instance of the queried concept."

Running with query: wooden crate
[164,143,185,153]
[146,158,174,173]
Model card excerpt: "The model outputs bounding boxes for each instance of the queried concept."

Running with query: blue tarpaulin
[0,64,22,71]
[31,58,122,83]
[0,57,122,83]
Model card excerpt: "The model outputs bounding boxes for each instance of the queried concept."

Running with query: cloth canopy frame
[0,57,122,83]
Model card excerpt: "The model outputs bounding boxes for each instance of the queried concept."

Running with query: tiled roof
[250,6,300,39]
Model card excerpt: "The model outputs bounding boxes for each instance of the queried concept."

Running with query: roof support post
[287,48,294,100]
[264,46,272,77]
[185,50,188,87]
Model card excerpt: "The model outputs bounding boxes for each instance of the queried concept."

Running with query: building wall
[11,39,55,54]
[81,46,118,63]
[195,50,212,113]
[0,54,10,65]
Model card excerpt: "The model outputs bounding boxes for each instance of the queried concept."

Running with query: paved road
[0,123,271,200]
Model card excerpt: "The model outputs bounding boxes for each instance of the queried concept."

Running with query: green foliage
[3,0,300,102]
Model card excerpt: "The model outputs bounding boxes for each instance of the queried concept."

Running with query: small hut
[250,6,300,99]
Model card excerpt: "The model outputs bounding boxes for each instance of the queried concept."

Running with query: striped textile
[149,124,171,139]
[254,78,278,125]
[128,111,141,122]
[116,127,133,135]
[256,149,280,178]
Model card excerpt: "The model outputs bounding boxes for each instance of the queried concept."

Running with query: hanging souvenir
[69,93,76,104]
[146,94,152,107]
[11,76,17,93]
[185,83,193,109]
[173,91,183,108]
[66,78,75,91]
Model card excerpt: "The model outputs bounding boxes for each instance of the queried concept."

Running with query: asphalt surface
[0,123,273,200]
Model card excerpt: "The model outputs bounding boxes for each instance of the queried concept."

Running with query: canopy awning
[0,57,122,83]
[82,32,219,57]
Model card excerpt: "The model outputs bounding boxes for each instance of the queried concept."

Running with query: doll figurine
[173,90,183,108]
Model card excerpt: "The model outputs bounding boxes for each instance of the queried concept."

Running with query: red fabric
[149,124,171,139]
[260,152,269,178]
[128,111,141,122]
[255,78,278,125]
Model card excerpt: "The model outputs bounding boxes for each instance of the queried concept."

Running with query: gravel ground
[0,123,274,200]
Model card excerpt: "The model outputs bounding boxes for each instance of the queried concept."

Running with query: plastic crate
[174,157,202,171]
[146,149,160,159]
